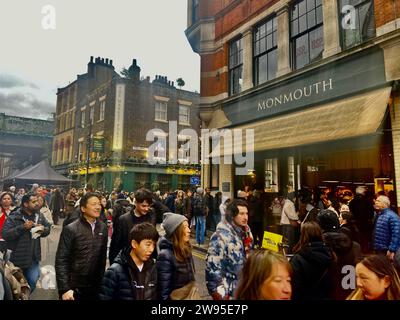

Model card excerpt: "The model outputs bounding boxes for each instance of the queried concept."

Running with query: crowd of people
[0,182,400,300]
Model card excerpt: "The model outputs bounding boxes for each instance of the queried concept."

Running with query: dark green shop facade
[69,162,201,193]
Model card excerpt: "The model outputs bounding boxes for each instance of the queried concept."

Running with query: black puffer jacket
[157,237,195,300]
[99,247,157,300]
[109,208,156,264]
[322,231,361,300]
[290,241,333,300]
[55,215,108,296]
[2,208,51,269]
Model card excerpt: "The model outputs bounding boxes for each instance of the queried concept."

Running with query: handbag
[170,258,200,300]
[170,280,200,300]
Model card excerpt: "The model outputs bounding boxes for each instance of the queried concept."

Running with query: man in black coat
[109,188,156,264]
[348,186,374,253]
[99,222,159,300]
[55,192,108,300]
[2,192,51,291]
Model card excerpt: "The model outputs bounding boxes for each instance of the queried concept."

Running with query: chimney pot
[172,81,174,87]
[133,59,137,66]
[90,56,94,63]
[110,60,113,66]
[105,58,109,64]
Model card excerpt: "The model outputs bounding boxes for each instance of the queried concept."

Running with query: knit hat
[162,212,187,238]
[317,209,340,232]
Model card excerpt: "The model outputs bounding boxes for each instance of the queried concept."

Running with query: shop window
[254,16,278,85]
[265,158,279,193]
[291,0,324,69]
[229,37,243,96]
[339,0,375,50]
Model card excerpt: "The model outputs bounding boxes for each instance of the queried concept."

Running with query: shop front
[210,47,398,210]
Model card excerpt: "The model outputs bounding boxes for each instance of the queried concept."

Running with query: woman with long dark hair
[290,222,333,300]
[157,213,195,300]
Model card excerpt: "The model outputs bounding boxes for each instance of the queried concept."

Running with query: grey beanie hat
[162,212,188,238]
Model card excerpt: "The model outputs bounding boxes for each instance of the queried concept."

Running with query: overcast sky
[0,0,200,120]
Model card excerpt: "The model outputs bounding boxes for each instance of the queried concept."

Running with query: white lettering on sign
[113,84,126,151]
[257,78,333,111]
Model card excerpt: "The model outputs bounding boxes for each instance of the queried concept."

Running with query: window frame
[253,15,278,86]
[229,36,244,96]
[339,0,375,50]
[99,100,106,122]
[290,0,324,70]
[155,101,168,122]
[178,105,190,125]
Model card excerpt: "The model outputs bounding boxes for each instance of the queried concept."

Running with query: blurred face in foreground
[260,263,292,300]
[355,263,390,300]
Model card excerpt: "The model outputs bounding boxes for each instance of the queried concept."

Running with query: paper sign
[261,231,283,252]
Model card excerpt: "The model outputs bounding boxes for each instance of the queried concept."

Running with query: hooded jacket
[290,241,333,300]
[205,220,253,299]
[156,237,195,300]
[99,247,158,300]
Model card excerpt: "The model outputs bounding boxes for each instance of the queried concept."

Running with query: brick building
[186,0,400,213]
[52,57,200,192]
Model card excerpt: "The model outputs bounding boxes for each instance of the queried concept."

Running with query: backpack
[0,250,30,300]
[193,195,206,217]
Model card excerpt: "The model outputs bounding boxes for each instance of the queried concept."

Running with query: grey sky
[0,0,200,120]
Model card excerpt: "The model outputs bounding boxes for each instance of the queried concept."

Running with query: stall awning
[227,86,391,153]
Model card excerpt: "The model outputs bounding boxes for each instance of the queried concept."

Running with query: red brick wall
[200,43,229,97]
[375,0,400,28]
[215,0,279,40]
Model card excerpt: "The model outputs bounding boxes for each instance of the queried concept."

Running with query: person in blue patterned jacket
[373,195,400,260]
[205,199,253,300]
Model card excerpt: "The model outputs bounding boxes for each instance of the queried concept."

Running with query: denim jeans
[195,216,206,245]
[23,261,40,292]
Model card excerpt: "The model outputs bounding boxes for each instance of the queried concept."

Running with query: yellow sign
[261,231,283,253]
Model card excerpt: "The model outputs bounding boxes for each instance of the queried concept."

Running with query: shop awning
[227,86,391,153]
